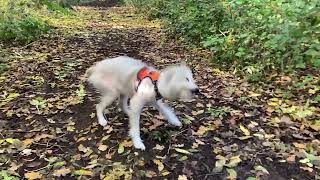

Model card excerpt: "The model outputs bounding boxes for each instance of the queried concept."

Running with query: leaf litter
[0,1,319,180]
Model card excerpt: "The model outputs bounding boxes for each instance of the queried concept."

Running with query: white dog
[86,56,199,150]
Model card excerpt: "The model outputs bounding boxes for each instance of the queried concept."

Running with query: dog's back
[87,56,147,96]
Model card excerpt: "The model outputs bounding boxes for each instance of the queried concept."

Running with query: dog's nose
[191,88,200,95]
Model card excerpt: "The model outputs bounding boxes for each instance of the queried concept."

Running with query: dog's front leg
[119,94,129,115]
[155,100,182,127]
[128,94,146,150]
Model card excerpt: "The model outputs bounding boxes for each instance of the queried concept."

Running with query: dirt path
[0,3,319,180]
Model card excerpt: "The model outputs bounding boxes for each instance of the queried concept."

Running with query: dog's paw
[133,140,146,150]
[98,119,108,126]
[172,120,182,127]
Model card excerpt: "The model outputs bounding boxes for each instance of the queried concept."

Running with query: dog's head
[159,63,199,101]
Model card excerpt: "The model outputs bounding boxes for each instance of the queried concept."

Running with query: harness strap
[136,67,162,100]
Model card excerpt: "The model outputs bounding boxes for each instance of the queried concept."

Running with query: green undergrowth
[0,0,95,44]
[124,0,320,80]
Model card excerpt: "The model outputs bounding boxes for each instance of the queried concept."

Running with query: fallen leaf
[286,155,296,162]
[24,171,42,180]
[240,124,250,136]
[153,159,164,172]
[74,169,93,176]
[194,125,214,136]
[145,170,157,178]
[149,118,164,130]
[21,149,32,156]
[78,144,90,153]
[280,116,293,124]
[226,155,241,168]
[238,136,252,140]
[300,166,313,172]
[178,175,188,180]
[174,148,191,155]
[226,168,237,179]
[98,144,108,151]
[293,143,306,149]
[53,167,71,177]
[192,110,204,116]
[118,143,124,154]
[153,144,165,151]
[23,139,34,146]
[122,140,133,147]
[254,165,269,174]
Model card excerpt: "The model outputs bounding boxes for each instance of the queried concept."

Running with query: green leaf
[254,165,269,174]
[118,143,124,154]
[74,169,93,176]
[53,161,66,168]
[213,156,226,173]
[0,170,19,180]
[0,93,20,107]
[182,115,194,125]
[226,168,237,179]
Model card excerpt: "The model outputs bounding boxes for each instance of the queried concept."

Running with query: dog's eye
[186,77,190,82]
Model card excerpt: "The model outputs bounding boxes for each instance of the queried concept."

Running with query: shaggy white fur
[86,56,199,150]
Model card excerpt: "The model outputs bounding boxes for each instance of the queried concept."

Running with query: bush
[0,0,75,44]
[0,0,48,43]
[126,0,320,76]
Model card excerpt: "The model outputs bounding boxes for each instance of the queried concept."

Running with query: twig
[218,29,228,37]
[0,132,5,138]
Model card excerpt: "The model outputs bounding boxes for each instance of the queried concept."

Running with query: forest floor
[0,1,319,180]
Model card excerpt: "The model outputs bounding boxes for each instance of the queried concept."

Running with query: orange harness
[136,67,162,99]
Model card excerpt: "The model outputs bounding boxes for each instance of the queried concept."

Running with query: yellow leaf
[161,170,170,176]
[249,92,261,97]
[238,136,252,140]
[268,101,279,106]
[293,143,306,149]
[174,148,191,155]
[153,159,164,172]
[24,171,42,180]
[226,156,241,168]
[74,169,93,176]
[178,175,188,180]
[23,138,34,146]
[194,125,214,136]
[239,124,250,136]
[5,138,17,144]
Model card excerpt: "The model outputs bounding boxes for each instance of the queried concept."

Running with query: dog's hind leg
[155,100,182,127]
[96,93,117,126]
[119,94,129,115]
